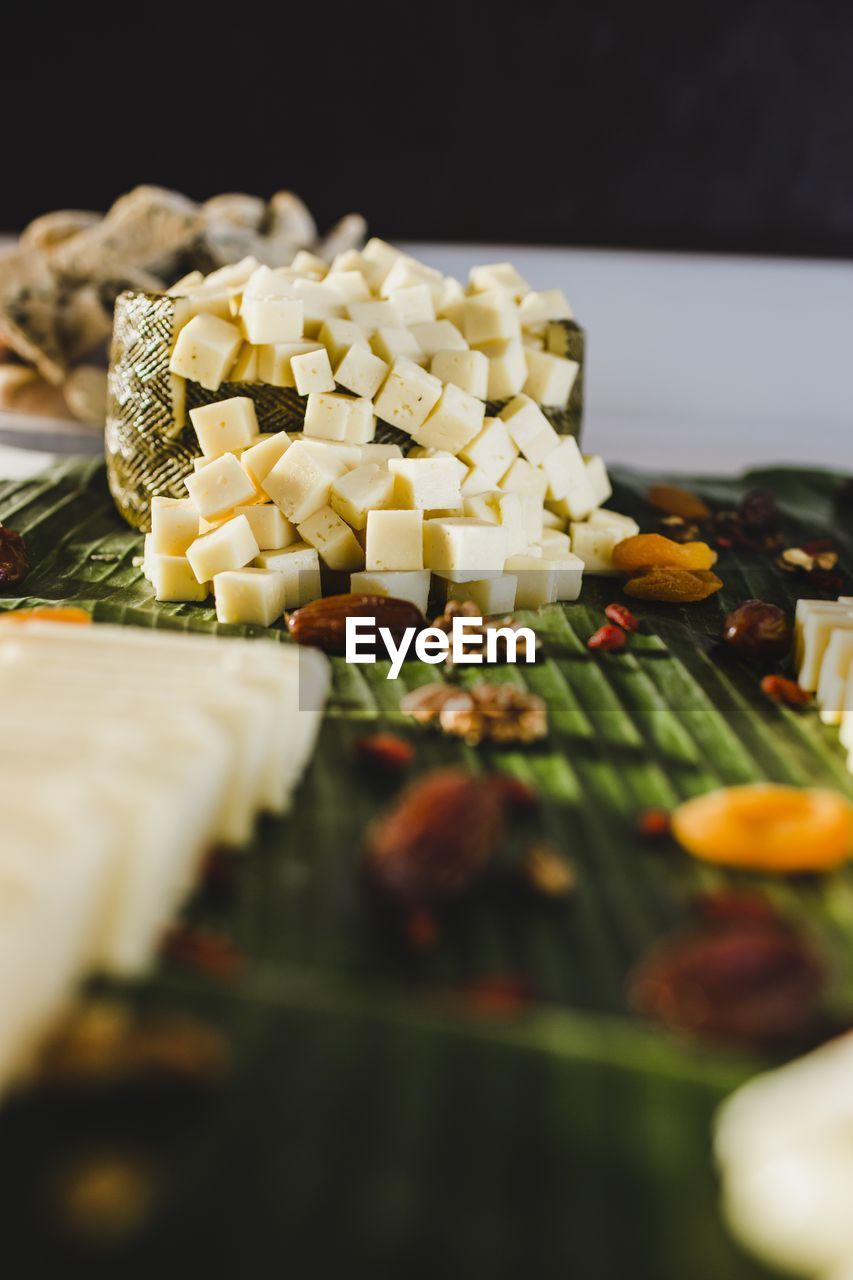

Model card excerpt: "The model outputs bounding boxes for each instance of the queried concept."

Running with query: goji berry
[587,624,627,652]
[604,602,639,632]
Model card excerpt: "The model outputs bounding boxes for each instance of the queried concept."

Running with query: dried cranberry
[604,602,640,632]
[587,624,627,652]
[760,674,811,706]
[722,600,792,667]
[355,733,415,776]
[0,526,28,587]
[738,488,780,533]
[635,808,671,840]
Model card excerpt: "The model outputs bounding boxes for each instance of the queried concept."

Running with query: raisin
[612,533,717,572]
[647,484,710,522]
[723,600,792,666]
[738,488,780,533]
[624,568,723,602]
[0,526,28,587]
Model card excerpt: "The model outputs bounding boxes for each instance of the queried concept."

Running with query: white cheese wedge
[366,509,424,571]
[189,396,259,458]
[169,313,243,391]
[350,570,431,613]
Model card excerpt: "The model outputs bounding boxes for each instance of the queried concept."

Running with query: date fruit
[0,526,28,587]
[287,593,424,655]
[723,599,791,666]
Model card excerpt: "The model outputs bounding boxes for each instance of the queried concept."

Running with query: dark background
[5,2,853,257]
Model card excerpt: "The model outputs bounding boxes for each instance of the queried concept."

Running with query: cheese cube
[541,507,566,531]
[523,333,546,351]
[430,349,489,400]
[504,555,560,608]
[388,284,434,326]
[345,398,376,444]
[330,248,384,291]
[291,347,335,396]
[148,553,210,602]
[409,320,468,357]
[167,270,205,294]
[350,570,431,614]
[424,518,508,577]
[297,438,363,468]
[569,523,622,574]
[459,416,518,482]
[588,508,640,538]
[499,395,560,465]
[541,528,572,555]
[334,346,388,399]
[437,277,466,328]
[169,314,243,391]
[262,440,348,522]
[463,292,521,345]
[200,256,259,290]
[330,463,395,530]
[499,456,549,500]
[444,575,518,615]
[362,237,404,286]
[297,506,364,571]
[519,289,573,326]
[323,270,371,302]
[184,452,258,520]
[213,568,288,626]
[373,358,442,434]
[585,455,613,507]
[539,436,597,519]
[380,256,444,303]
[468,262,530,301]
[150,497,199,556]
[359,442,404,464]
[240,295,304,345]
[189,396,259,458]
[370,326,423,365]
[546,553,584,601]
[413,383,485,453]
[318,318,370,365]
[348,300,402,331]
[230,343,259,382]
[303,392,356,442]
[388,457,464,512]
[240,432,292,488]
[254,543,322,607]
[476,339,528,400]
[170,288,233,336]
[291,250,329,278]
[274,278,347,332]
[523,349,579,407]
[366,509,424,571]
[257,341,323,388]
[463,488,527,556]
[460,466,493,497]
[233,504,296,550]
[186,515,260,583]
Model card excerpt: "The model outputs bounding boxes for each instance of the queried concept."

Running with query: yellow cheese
[186,514,260,583]
[184,452,258,520]
[189,396,259,458]
[213,568,288,626]
[365,509,424,571]
[168,313,243,392]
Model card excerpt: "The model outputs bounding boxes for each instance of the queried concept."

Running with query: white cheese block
[460,466,494,497]
[476,339,527,400]
[254,543,323,607]
[424,517,508,576]
[257,340,323,388]
[389,284,435,325]
[331,463,395,530]
[186,514,260,582]
[584,455,613,507]
[359,442,404,465]
[370,326,423,365]
[291,249,329,278]
[373,358,442,434]
[297,506,365,571]
[541,528,572,555]
[213,568,289,626]
[347,299,402,331]
[459,416,518,483]
[430,349,489,400]
[519,289,573,326]
[350,570,431,613]
[468,262,530,300]
[319,318,370,365]
[442,574,518,615]
[241,295,304,345]
[408,320,468,357]
[240,431,292,488]
[388,457,464,512]
[412,382,485,453]
[232,503,296,550]
[229,343,259,382]
[323,270,371,302]
[334,345,389,399]
[189,396,259,458]
[303,391,357,442]
[366,509,424,571]
[291,347,336,396]
[587,508,639,538]
[362,237,403,286]
[262,439,348,522]
[463,489,526,556]
[523,349,579,407]
[499,394,560,466]
[380,255,444,302]
[797,608,853,691]
[169,313,243,392]
[463,292,521,345]
[569,522,622,574]
[793,598,853,665]
[816,630,853,724]
[539,436,597,518]
[184,451,258,520]
[504,555,560,608]
[150,496,199,556]
[148,552,210,602]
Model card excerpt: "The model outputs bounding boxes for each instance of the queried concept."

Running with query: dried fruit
[487,775,540,811]
[624,567,723,602]
[628,921,825,1047]
[760,674,811,706]
[432,599,539,664]
[0,606,90,624]
[636,807,672,840]
[355,732,415,775]
[522,842,576,897]
[0,526,28,587]
[287,593,424,655]
[692,889,781,928]
[648,483,711,522]
[55,1154,156,1242]
[672,783,853,873]
[723,600,792,666]
[612,533,717,573]
[444,974,534,1018]
[604,602,640,631]
[161,925,245,982]
[587,623,627,652]
[400,681,548,746]
[738,488,780,533]
[363,768,505,904]
[654,514,702,543]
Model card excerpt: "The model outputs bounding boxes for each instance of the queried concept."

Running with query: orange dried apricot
[0,607,91,624]
[672,783,853,873]
[648,484,711,522]
[624,568,723,602]
[612,532,717,572]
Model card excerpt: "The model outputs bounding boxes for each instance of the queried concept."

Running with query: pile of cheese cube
[795,595,853,773]
[0,621,329,1094]
[146,246,639,623]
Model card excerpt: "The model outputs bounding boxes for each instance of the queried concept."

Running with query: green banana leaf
[0,457,850,1280]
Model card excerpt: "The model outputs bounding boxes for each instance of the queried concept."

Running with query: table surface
[1,244,851,480]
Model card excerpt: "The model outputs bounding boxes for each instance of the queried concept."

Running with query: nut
[401,681,547,746]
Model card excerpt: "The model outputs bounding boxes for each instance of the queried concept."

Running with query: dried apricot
[624,568,723,602]
[0,607,91,624]
[612,532,717,572]
[672,783,853,873]
[648,484,711,522]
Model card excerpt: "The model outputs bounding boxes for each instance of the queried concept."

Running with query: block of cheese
[584,455,613,507]
[441,574,518,615]
[500,456,549,502]
[297,506,365,571]
[461,466,493,497]
[463,489,526,556]
[362,237,403,285]
[263,277,346,333]
[797,608,853,691]
[463,291,521,346]
[523,349,579,407]
[373,358,442,434]
[380,256,444,303]
[324,270,371,302]
[541,507,566,531]
[148,552,210,602]
[816,630,853,724]
[430,349,489,400]
[298,437,363,469]
[330,463,395,530]
[257,341,323,388]
[254,543,322,607]
[348,299,402,331]
[350,569,431,613]
[186,514,260,583]
[468,262,530,301]
[539,436,597,520]
[240,293,304,345]
[291,249,329,278]
[459,416,518,483]
[291,347,335,396]
[150,497,199,556]
[263,439,348,522]
[541,528,572,555]
[519,288,573,326]
[389,283,435,325]
[477,339,527,399]
[412,382,485,453]
[587,508,639,538]
[505,555,560,608]
[232,503,296,550]
[547,552,585,601]
[370,326,423,365]
[319,318,370,365]
[499,395,560,466]
[344,398,376,445]
[408,320,468,358]
[213,568,288,626]
[332,247,385,291]
[366,509,424,571]
[334,345,389,399]
[184,451,258,520]
[359,442,404,465]
[168,313,243,391]
[303,391,355,442]
[189,396,259,458]
[388,457,464,512]
[240,431,292,488]
[794,598,853,665]
[424,517,508,579]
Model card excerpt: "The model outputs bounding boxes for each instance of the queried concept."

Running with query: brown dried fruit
[604,602,640,631]
[0,526,28,587]
[723,600,792,666]
[400,681,548,746]
[628,922,825,1047]
[648,484,711,521]
[587,623,627,652]
[613,532,717,573]
[654,515,702,543]
[636,807,672,840]
[287,593,424,655]
[738,488,780,533]
[760,674,811,706]
[522,842,576,897]
[161,925,244,982]
[355,732,415,775]
[363,768,505,904]
[55,1154,156,1242]
[624,568,723,602]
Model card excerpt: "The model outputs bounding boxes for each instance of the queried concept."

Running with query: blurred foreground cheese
[0,621,330,1096]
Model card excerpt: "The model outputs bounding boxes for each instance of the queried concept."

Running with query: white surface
[403,244,853,474]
